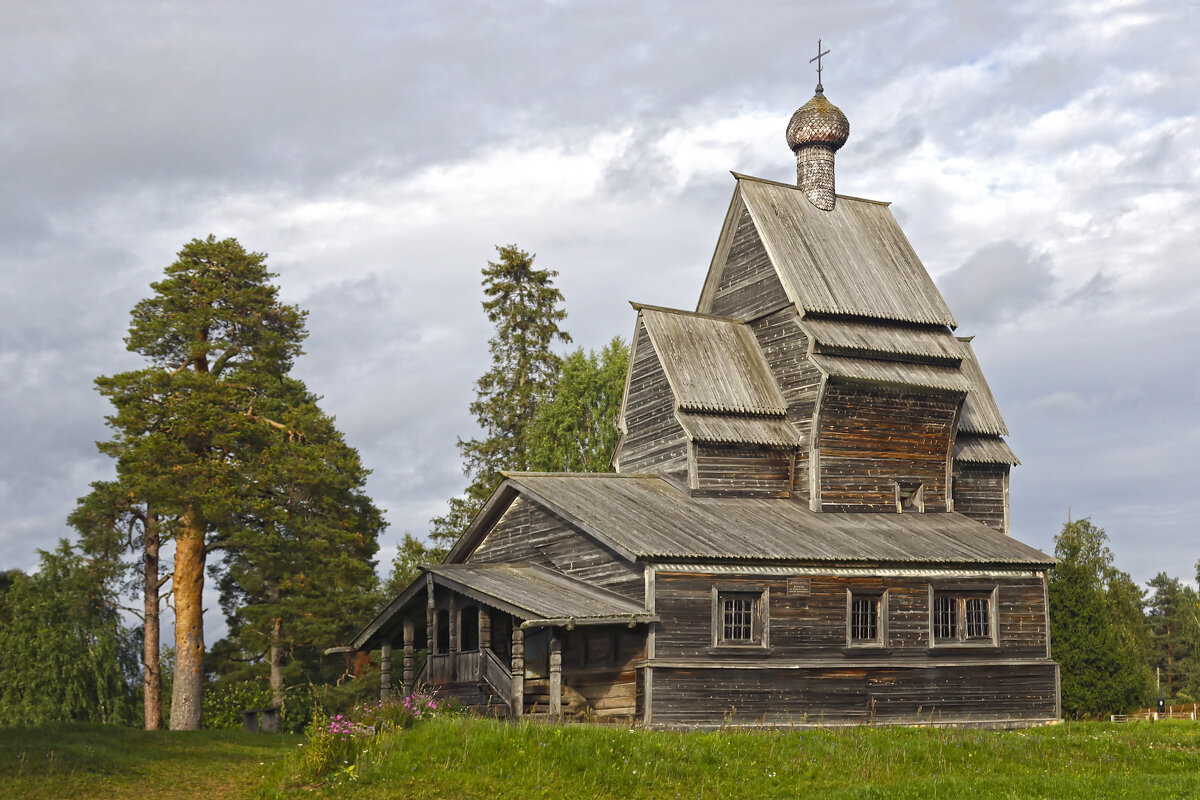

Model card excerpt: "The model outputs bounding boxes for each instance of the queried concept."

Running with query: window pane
[721,595,755,642]
[933,595,957,639]
[965,597,990,638]
[851,596,878,641]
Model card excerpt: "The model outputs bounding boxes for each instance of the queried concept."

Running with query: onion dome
[786,86,850,153]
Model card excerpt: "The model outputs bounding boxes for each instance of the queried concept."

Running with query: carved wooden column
[402,619,415,696]
[549,630,562,719]
[511,625,524,718]
[425,573,435,650]
[379,641,392,701]
[478,608,491,681]
[448,594,458,682]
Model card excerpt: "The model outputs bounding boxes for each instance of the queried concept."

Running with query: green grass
[264,716,1200,799]
[4,718,1200,799]
[0,723,301,800]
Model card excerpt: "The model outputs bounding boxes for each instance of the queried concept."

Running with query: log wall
[750,308,821,502]
[469,497,644,601]
[817,385,958,513]
[692,443,793,498]
[708,204,791,319]
[616,319,688,479]
[952,464,1009,534]
[653,571,1048,660]
[649,569,1055,725]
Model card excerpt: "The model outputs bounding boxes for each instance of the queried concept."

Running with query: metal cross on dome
[810,40,831,87]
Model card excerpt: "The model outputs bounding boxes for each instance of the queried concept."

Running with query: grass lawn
[0,723,301,800]
[264,716,1200,800]
[4,718,1200,799]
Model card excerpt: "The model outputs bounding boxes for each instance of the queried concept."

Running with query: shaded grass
[264,716,1200,799]
[0,723,301,800]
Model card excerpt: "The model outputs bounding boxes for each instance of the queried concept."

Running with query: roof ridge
[729,171,892,206]
[630,302,745,324]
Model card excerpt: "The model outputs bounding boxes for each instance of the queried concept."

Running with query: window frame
[928,586,999,647]
[710,585,770,650]
[845,589,888,648]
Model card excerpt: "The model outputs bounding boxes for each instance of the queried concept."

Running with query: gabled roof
[478,473,1051,567]
[728,175,958,327]
[801,317,964,364]
[350,562,656,650]
[637,305,786,414]
[957,338,1010,437]
[954,435,1021,466]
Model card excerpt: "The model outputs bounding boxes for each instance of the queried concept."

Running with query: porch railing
[481,647,513,706]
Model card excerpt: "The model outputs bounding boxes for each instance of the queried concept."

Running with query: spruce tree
[1144,573,1200,701]
[430,245,570,546]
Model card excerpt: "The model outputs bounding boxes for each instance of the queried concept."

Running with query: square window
[849,592,888,647]
[712,588,768,648]
[895,481,924,513]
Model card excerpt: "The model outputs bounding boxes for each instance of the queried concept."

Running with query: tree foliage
[430,244,570,546]
[1144,572,1200,701]
[1048,518,1153,717]
[527,338,629,473]
[0,542,138,725]
[213,378,384,706]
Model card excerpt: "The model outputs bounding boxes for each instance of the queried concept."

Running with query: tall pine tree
[91,236,308,729]
[430,245,570,546]
[1144,573,1200,701]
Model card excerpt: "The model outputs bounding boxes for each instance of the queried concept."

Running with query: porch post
[379,642,392,701]
[549,629,562,719]
[478,608,491,681]
[511,626,524,718]
[402,619,415,695]
[425,573,435,650]
[448,594,458,682]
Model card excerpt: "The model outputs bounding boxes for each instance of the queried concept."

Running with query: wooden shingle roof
[954,435,1020,466]
[811,354,973,394]
[734,175,958,327]
[503,473,1052,566]
[957,338,1010,437]
[801,317,964,364]
[637,305,787,414]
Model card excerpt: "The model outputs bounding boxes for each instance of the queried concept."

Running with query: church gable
[698,190,791,319]
[466,494,644,602]
[614,317,689,478]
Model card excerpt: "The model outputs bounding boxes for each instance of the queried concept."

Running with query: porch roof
[351,562,654,650]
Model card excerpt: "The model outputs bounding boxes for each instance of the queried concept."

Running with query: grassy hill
[5,717,1200,799]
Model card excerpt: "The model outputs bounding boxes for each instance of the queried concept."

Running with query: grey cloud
[938,241,1054,326]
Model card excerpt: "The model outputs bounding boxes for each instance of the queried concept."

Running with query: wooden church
[349,77,1061,727]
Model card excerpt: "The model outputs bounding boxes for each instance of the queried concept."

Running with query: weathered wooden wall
[616,319,689,479]
[653,571,1047,660]
[707,203,791,319]
[817,385,958,512]
[648,570,1055,725]
[649,663,1058,726]
[557,629,643,720]
[952,464,1009,534]
[750,308,821,502]
[469,497,644,601]
[692,443,793,498]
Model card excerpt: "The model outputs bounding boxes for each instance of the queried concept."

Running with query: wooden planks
[617,319,689,475]
[709,203,792,319]
[692,443,793,498]
[470,497,644,601]
[817,385,958,513]
[952,465,1009,535]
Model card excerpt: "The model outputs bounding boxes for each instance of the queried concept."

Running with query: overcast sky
[3,1,1198,642]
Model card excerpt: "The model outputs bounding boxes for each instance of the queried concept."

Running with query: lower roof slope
[470,473,1052,567]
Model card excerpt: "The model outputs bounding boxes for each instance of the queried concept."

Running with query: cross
[809,39,831,88]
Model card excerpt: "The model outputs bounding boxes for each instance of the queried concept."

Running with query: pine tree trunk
[170,512,206,730]
[143,510,163,730]
[269,584,285,709]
